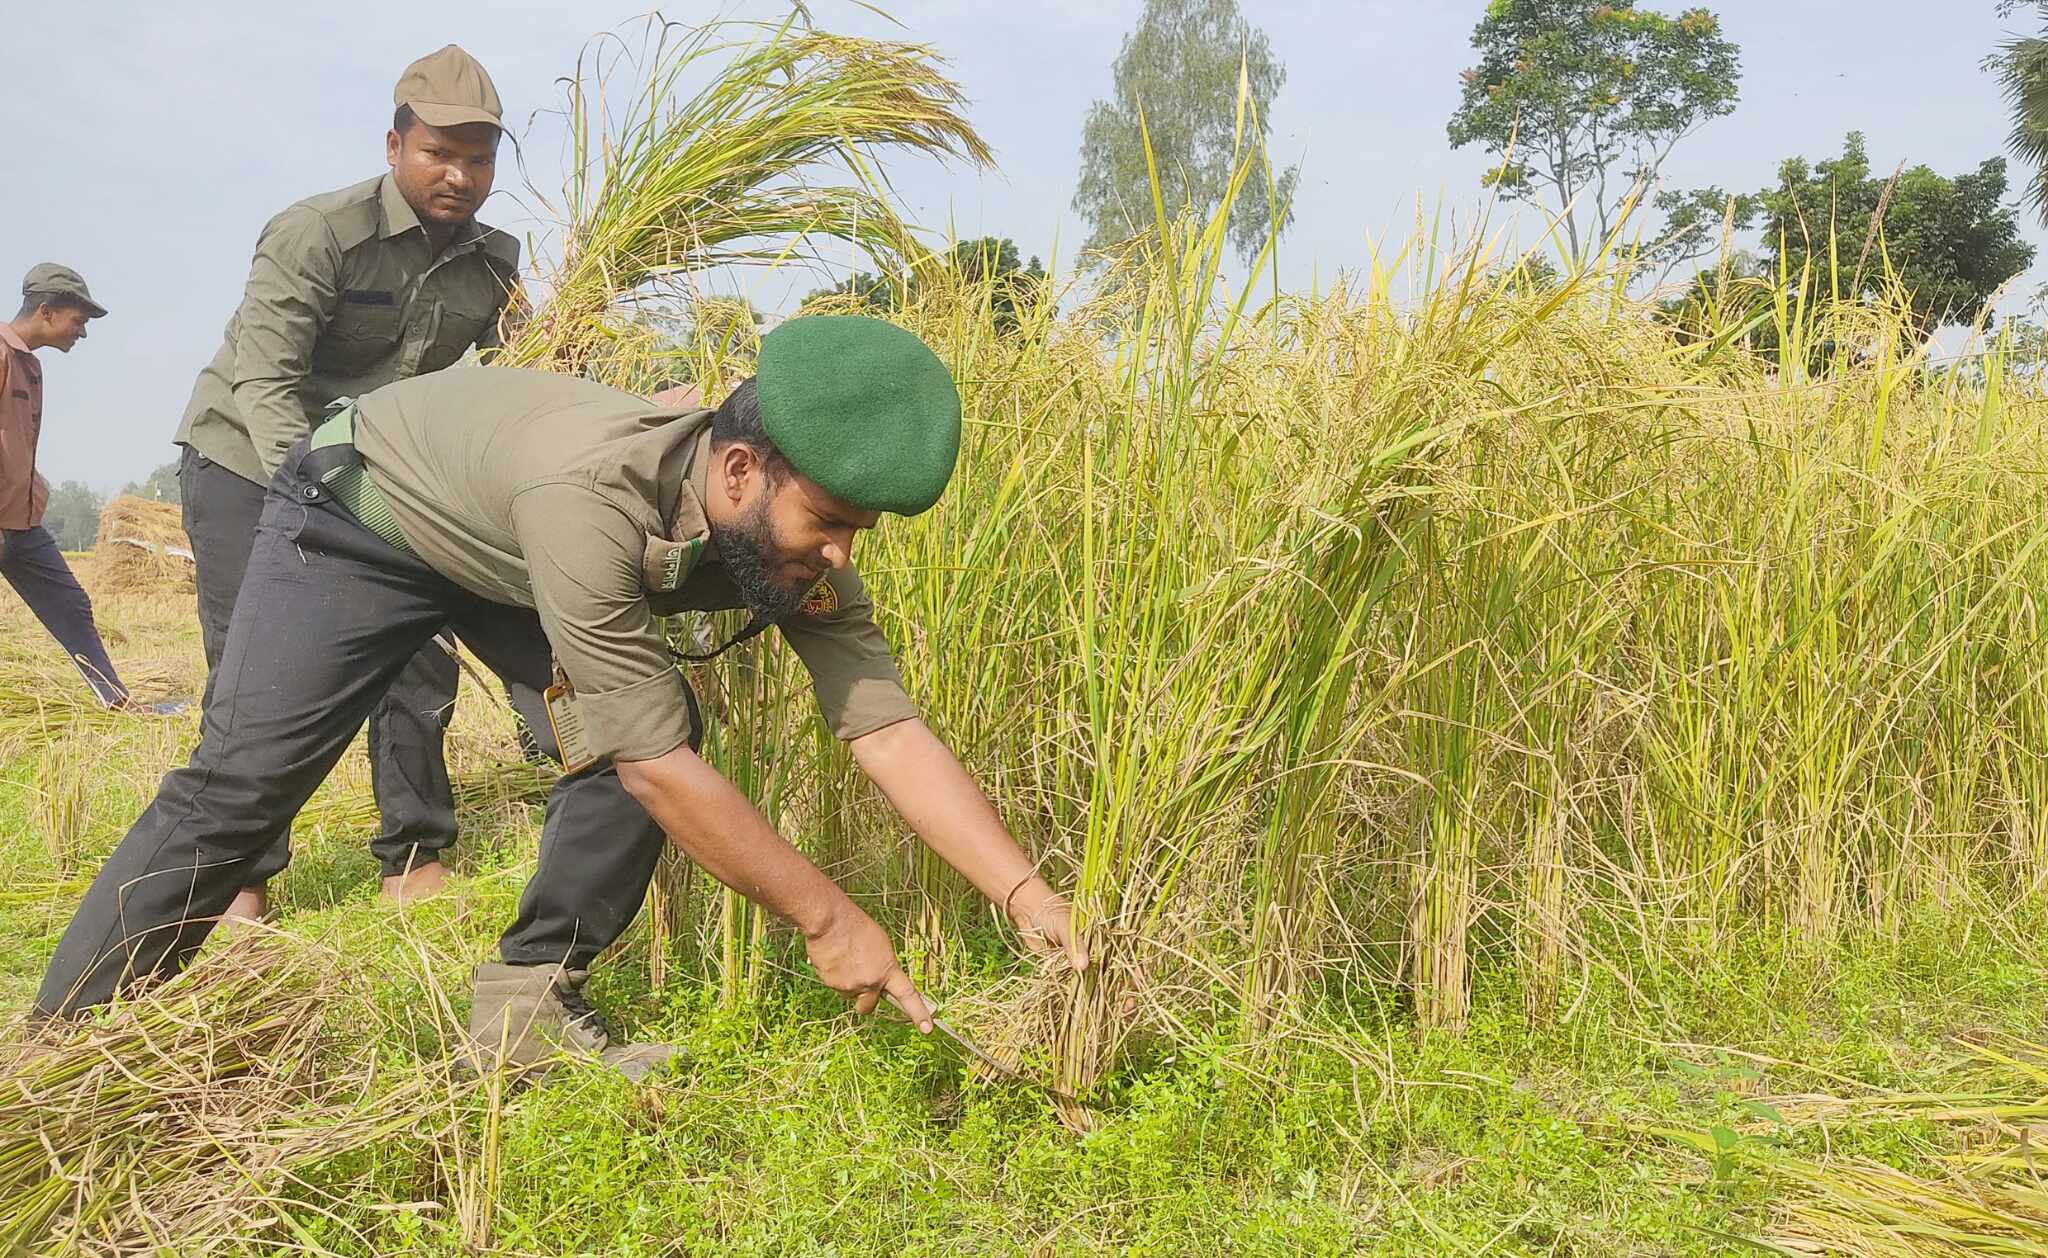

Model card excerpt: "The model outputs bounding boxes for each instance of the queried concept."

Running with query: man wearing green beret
[37,316,1084,1076]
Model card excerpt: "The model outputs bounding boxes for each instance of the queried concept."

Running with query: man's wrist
[1004,875,1060,928]
[795,883,857,940]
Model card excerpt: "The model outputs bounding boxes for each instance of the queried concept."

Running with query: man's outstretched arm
[615,745,934,1030]
[849,717,1087,971]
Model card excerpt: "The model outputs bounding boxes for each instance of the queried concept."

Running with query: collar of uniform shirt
[670,420,721,563]
[0,321,26,354]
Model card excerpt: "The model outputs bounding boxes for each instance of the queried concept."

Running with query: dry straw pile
[0,942,429,1254]
[91,496,193,595]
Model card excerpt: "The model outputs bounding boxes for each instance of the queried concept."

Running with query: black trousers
[36,446,675,1015]
[1,524,127,705]
[181,446,458,881]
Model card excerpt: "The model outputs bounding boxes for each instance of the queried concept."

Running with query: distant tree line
[35,458,179,552]
[803,237,1048,332]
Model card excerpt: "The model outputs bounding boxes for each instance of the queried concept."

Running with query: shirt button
[302,485,320,500]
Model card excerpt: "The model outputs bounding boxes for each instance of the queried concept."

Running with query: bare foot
[222,884,268,924]
[382,860,449,903]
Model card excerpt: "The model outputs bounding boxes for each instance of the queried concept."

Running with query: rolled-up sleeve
[778,564,917,740]
[510,482,696,762]
[232,207,341,477]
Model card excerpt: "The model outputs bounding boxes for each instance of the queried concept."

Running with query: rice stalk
[0,940,434,1255]
[503,10,992,375]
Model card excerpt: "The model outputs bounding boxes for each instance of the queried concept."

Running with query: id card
[544,664,598,774]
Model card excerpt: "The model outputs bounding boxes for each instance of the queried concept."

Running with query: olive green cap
[755,316,961,516]
[394,44,502,131]
[21,263,106,318]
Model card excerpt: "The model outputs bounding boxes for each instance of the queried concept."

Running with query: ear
[386,129,402,170]
[716,442,756,505]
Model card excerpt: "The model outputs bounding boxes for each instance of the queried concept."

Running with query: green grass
[13,14,2048,1248]
[4,574,2048,1253]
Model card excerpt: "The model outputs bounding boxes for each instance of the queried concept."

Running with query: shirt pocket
[418,289,499,373]
[314,292,404,375]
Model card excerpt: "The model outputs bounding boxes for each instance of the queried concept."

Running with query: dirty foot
[382,860,449,903]
[221,884,268,927]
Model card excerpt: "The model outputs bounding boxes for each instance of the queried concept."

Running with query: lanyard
[670,615,773,664]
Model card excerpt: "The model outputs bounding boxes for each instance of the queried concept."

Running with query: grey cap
[21,263,106,318]
[394,44,503,131]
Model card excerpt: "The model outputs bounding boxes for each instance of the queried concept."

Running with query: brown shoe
[460,962,683,1083]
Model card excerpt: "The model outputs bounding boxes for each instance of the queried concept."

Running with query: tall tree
[1072,0,1299,265]
[41,482,106,552]
[1448,0,1741,259]
[799,237,1047,332]
[1993,1,2048,223]
[1758,132,2035,332]
[940,237,1047,332]
[119,459,181,505]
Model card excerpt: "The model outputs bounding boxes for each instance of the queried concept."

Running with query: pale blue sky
[8,0,2038,489]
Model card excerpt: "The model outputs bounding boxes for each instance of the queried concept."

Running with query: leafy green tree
[799,237,1046,331]
[1993,1,2048,223]
[119,459,181,505]
[1448,0,1742,260]
[41,481,106,552]
[1072,0,1299,265]
[1645,184,1759,278]
[1757,132,2035,332]
[940,237,1047,332]
[799,270,897,314]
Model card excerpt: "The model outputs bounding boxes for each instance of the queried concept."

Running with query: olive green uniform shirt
[352,366,918,762]
[176,174,519,485]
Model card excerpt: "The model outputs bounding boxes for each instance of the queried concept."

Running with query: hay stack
[93,495,194,593]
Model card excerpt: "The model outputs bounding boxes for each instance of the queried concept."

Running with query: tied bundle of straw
[0,941,427,1254]
[500,12,992,378]
[92,495,194,595]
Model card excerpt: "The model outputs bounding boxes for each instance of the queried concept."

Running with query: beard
[710,499,809,623]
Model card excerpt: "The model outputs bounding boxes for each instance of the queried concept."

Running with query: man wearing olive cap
[0,264,165,710]
[174,44,522,920]
[38,317,1085,1077]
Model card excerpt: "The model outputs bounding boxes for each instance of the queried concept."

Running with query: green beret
[755,315,961,515]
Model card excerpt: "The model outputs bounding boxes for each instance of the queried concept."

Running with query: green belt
[309,402,415,556]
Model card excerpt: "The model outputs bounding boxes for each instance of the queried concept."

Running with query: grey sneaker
[461,962,684,1083]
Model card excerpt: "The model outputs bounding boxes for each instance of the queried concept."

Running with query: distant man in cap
[175,44,521,919]
[1,265,156,709]
[37,317,1084,1076]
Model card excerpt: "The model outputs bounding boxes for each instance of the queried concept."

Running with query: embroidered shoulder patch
[797,577,839,617]
[643,534,704,594]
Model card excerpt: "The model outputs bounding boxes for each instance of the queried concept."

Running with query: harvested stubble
[91,496,193,595]
[0,940,432,1255]
[1760,1037,2048,1255]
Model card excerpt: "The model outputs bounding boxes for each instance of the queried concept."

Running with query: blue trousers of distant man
[0,524,129,705]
